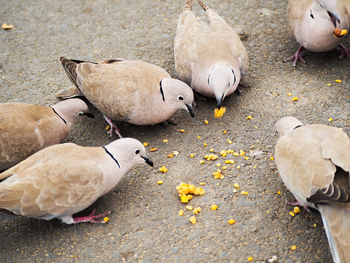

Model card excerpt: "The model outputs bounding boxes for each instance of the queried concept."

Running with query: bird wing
[0,144,105,219]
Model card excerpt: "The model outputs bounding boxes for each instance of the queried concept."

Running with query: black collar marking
[231,69,236,84]
[294,125,303,130]
[102,146,121,168]
[159,80,165,102]
[50,107,67,125]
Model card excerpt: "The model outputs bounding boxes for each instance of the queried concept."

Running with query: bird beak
[328,11,340,28]
[141,156,153,167]
[216,94,225,108]
[185,104,195,117]
[79,111,95,118]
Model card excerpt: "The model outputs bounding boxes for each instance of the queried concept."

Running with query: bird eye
[135,149,140,154]
[310,10,314,19]
[178,95,184,101]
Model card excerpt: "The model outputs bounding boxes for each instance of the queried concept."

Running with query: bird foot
[73,209,112,223]
[284,46,306,66]
[104,116,123,138]
[162,117,177,126]
[287,200,310,212]
[336,44,350,59]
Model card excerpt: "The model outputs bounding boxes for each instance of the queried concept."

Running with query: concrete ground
[1,0,349,262]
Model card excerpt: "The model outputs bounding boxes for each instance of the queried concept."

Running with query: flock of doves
[1,0,350,262]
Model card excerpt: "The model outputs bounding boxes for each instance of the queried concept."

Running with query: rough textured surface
[1,0,349,262]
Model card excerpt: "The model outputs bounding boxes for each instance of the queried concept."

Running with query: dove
[0,99,90,171]
[275,117,350,263]
[285,0,350,66]
[58,57,195,138]
[174,0,249,107]
[0,138,153,224]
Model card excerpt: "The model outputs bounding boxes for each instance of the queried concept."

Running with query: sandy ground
[1,0,350,262]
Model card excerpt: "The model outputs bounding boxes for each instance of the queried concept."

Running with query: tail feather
[197,0,208,11]
[60,57,80,89]
[184,0,192,11]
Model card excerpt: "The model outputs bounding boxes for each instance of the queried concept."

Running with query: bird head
[160,78,195,117]
[310,1,340,28]
[51,98,91,129]
[275,117,304,136]
[208,64,239,107]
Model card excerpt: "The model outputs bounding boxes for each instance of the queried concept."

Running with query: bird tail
[197,0,208,11]
[60,57,82,89]
[319,204,350,263]
[183,0,192,11]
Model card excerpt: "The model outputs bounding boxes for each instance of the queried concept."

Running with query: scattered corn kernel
[167,153,174,158]
[246,115,253,120]
[143,142,149,147]
[189,216,197,224]
[190,153,195,158]
[186,205,193,211]
[233,188,237,193]
[173,151,179,156]
[178,209,184,216]
[225,160,235,164]
[327,83,332,86]
[277,190,281,195]
[248,257,253,262]
[291,97,298,102]
[210,149,214,152]
[216,163,221,167]
[223,130,227,134]
[105,125,111,130]
[241,191,248,195]
[239,150,245,156]
[214,106,226,118]
[228,219,236,225]
[213,170,224,179]
[222,166,227,170]
[233,183,240,188]
[289,211,295,217]
[103,217,110,223]
[335,79,342,83]
[197,135,201,139]
[150,147,158,152]
[157,180,163,185]
[177,183,205,203]
[159,166,168,173]
[236,165,241,170]
[203,142,207,146]
[313,223,317,227]
[193,207,202,215]
[162,139,168,143]
[211,204,218,210]
[287,92,292,97]
[178,129,186,133]
[328,118,333,122]
[227,139,233,144]
[204,119,209,125]
[200,160,205,164]
[180,195,192,203]
[244,156,249,160]
[270,157,275,160]
[290,245,297,251]
[293,206,301,214]
[2,23,14,30]
[199,182,206,186]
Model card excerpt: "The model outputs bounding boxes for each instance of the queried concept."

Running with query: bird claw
[103,116,123,138]
[284,46,306,66]
[336,44,350,59]
[73,210,112,223]
[286,200,310,212]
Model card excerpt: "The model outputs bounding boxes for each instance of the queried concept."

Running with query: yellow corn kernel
[233,152,240,157]
[227,139,233,144]
[189,216,197,224]
[241,191,248,195]
[203,142,207,146]
[233,183,240,188]
[143,142,149,147]
[197,135,201,139]
[193,207,202,215]
[211,204,218,210]
[223,130,227,134]
[198,188,206,196]
[209,149,214,153]
[2,23,14,30]
[289,211,295,217]
[105,125,111,130]
[248,257,253,262]
[204,119,209,125]
[228,219,236,225]
[214,106,226,118]
[340,29,348,36]
[287,92,292,97]
[270,157,275,160]
[157,180,163,185]
[227,149,234,153]
[159,166,168,173]
[180,195,191,203]
[246,115,252,120]
[225,160,235,164]
[200,160,205,164]
[290,245,297,251]
[216,163,221,167]
[277,190,281,195]
[150,147,158,152]
[236,165,241,170]
[328,118,333,122]
[186,205,193,211]
[244,156,249,160]
[178,129,186,133]
[327,83,332,86]
[162,139,168,143]
[167,153,174,158]
[190,153,195,158]
[291,97,298,102]
[293,206,301,214]
[222,166,227,170]
[239,150,245,156]
[199,182,206,186]
[178,209,184,216]
[103,217,110,223]
[335,79,342,83]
